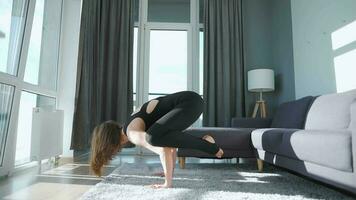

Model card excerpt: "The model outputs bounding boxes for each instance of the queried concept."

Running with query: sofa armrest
[231,117,272,128]
[350,102,356,172]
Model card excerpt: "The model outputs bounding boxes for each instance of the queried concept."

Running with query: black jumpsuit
[123,91,219,155]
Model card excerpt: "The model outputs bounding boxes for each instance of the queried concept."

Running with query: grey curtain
[71,0,134,150]
[203,0,245,127]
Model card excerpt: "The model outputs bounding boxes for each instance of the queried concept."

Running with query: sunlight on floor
[222,179,268,183]
[223,171,281,183]
[238,172,282,177]
[110,173,205,182]
[3,182,92,200]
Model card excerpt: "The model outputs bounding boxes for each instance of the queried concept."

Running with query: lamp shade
[248,69,275,92]
[0,30,5,38]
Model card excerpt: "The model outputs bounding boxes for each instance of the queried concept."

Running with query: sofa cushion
[252,128,353,172]
[251,128,300,153]
[305,89,356,130]
[231,118,272,128]
[271,96,315,129]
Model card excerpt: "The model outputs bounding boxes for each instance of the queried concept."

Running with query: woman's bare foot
[215,148,224,158]
[202,134,224,158]
[145,182,172,189]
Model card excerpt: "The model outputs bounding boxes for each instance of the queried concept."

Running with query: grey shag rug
[80,162,353,200]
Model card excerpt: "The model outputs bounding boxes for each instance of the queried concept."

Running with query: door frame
[132,0,201,155]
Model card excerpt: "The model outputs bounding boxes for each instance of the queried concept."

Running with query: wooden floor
[0,154,238,200]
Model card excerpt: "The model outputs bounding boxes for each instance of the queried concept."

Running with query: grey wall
[271,0,295,105]
[243,0,295,117]
[243,0,274,117]
[291,0,356,98]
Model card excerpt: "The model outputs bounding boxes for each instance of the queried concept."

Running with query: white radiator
[30,107,64,171]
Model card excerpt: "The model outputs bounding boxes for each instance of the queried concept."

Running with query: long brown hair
[90,120,123,176]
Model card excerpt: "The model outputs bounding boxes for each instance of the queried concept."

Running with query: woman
[90,91,224,188]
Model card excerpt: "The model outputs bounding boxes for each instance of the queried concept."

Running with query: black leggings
[145,93,220,155]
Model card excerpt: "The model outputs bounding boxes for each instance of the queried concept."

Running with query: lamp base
[252,100,267,118]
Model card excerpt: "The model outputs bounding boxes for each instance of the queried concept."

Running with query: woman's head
[90,120,123,176]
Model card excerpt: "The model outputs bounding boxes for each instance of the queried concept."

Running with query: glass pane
[133,28,138,94]
[133,93,137,111]
[148,94,166,101]
[133,27,138,110]
[15,91,56,166]
[0,83,14,166]
[198,31,204,127]
[149,30,187,97]
[148,0,190,23]
[0,0,27,75]
[199,31,204,95]
[24,0,62,90]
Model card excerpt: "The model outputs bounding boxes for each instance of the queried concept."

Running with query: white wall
[291,0,356,98]
[57,0,81,157]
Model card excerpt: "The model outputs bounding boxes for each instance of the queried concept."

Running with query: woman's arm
[157,147,174,187]
[141,139,175,188]
[126,130,175,188]
[127,129,164,155]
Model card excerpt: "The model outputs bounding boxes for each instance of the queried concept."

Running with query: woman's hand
[146,182,172,188]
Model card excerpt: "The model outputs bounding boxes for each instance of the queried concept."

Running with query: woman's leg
[146,94,220,155]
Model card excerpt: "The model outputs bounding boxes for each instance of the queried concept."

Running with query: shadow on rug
[80,162,353,200]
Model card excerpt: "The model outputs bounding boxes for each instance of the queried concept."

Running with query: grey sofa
[178,89,356,194]
[247,89,356,194]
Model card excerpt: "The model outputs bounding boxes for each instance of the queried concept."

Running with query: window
[131,0,203,155]
[133,27,138,110]
[134,0,203,117]
[24,0,62,90]
[0,83,15,166]
[199,31,204,95]
[0,0,27,75]
[148,30,188,100]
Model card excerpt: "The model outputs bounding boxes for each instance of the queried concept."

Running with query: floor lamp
[248,69,275,118]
